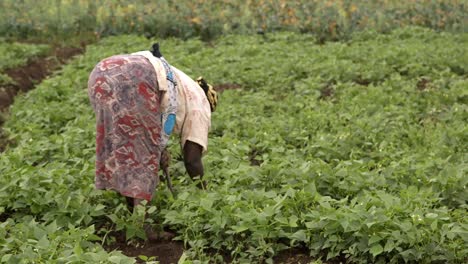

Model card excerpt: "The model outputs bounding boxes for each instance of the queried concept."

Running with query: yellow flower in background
[191,17,202,25]
[280,0,287,9]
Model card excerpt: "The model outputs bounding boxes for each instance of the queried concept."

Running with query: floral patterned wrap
[87,54,162,201]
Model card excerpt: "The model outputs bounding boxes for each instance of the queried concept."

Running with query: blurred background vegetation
[0,0,466,43]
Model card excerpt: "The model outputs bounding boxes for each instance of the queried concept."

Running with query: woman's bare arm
[183,140,204,180]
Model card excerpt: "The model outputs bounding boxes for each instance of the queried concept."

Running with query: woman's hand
[160,148,174,194]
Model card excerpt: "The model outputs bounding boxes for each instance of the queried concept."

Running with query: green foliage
[0,73,15,86]
[0,219,135,264]
[0,28,467,262]
[0,0,466,42]
[0,42,49,71]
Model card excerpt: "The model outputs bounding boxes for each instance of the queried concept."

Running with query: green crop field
[0,42,49,86]
[0,42,49,71]
[0,27,466,263]
[1,0,466,42]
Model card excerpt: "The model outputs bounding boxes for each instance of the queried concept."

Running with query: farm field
[0,42,49,70]
[0,42,49,86]
[1,0,467,42]
[0,27,467,263]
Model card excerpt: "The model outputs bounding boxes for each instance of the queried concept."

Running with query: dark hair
[196,77,210,94]
[150,43,163,58]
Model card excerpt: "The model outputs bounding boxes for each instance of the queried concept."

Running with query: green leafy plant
[0,42,49,71]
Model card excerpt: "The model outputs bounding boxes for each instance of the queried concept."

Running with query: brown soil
[0,45,84,111]
[273,248,315,264]
[319,84,335,100]
[416,77,431,91]
[0,211,10,222]
[109,238,319,264]
[103,230,322,263]
[354,77,371,86]
[108,241,184,263]
[248,147,263,166]
[213,83,242,93]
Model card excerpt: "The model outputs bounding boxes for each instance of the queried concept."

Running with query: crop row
[0,42,49,86]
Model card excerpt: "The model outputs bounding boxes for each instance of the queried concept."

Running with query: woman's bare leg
[124,196,175,241]
[125,196,134,212]
[125,197,145,212]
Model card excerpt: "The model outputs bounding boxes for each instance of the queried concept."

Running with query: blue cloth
[164,113,176,135]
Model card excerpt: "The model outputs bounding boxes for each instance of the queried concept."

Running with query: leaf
[46,220,58,233]
[384,240,395,252]
[121,258,137,264]
[368,235,382,245]
[126,226,137,240]
[178,252,188,264]
[73,242,83,256]
[147,206,157,214]
[1,254,12,262]
[336,169,347,177]
[33,226,47,240]
[109,255,126,263]
[446,231,455,240]
[425,213,438,219]
[37,235,50,249]
[107,214,118,223]
[339,219,349,231]
[370,244,383,257]
[231,225,249,233]
[86,234,102,241]
[262,206,276,217]
[288,215,299,227]
[291,230,308,242]
[200,198,214,211]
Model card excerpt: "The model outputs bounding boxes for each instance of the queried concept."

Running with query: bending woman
[87,44,217,218]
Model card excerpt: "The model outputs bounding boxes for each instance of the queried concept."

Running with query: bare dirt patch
[213,83,242,93]
[416,77,431,91]
[0,46,84,111]
[104,231,184,264]
[319,83,335,100]
[108,241,184,264]
[273,248,315,264]
[248,147,264,166]
[103,230,323,264]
